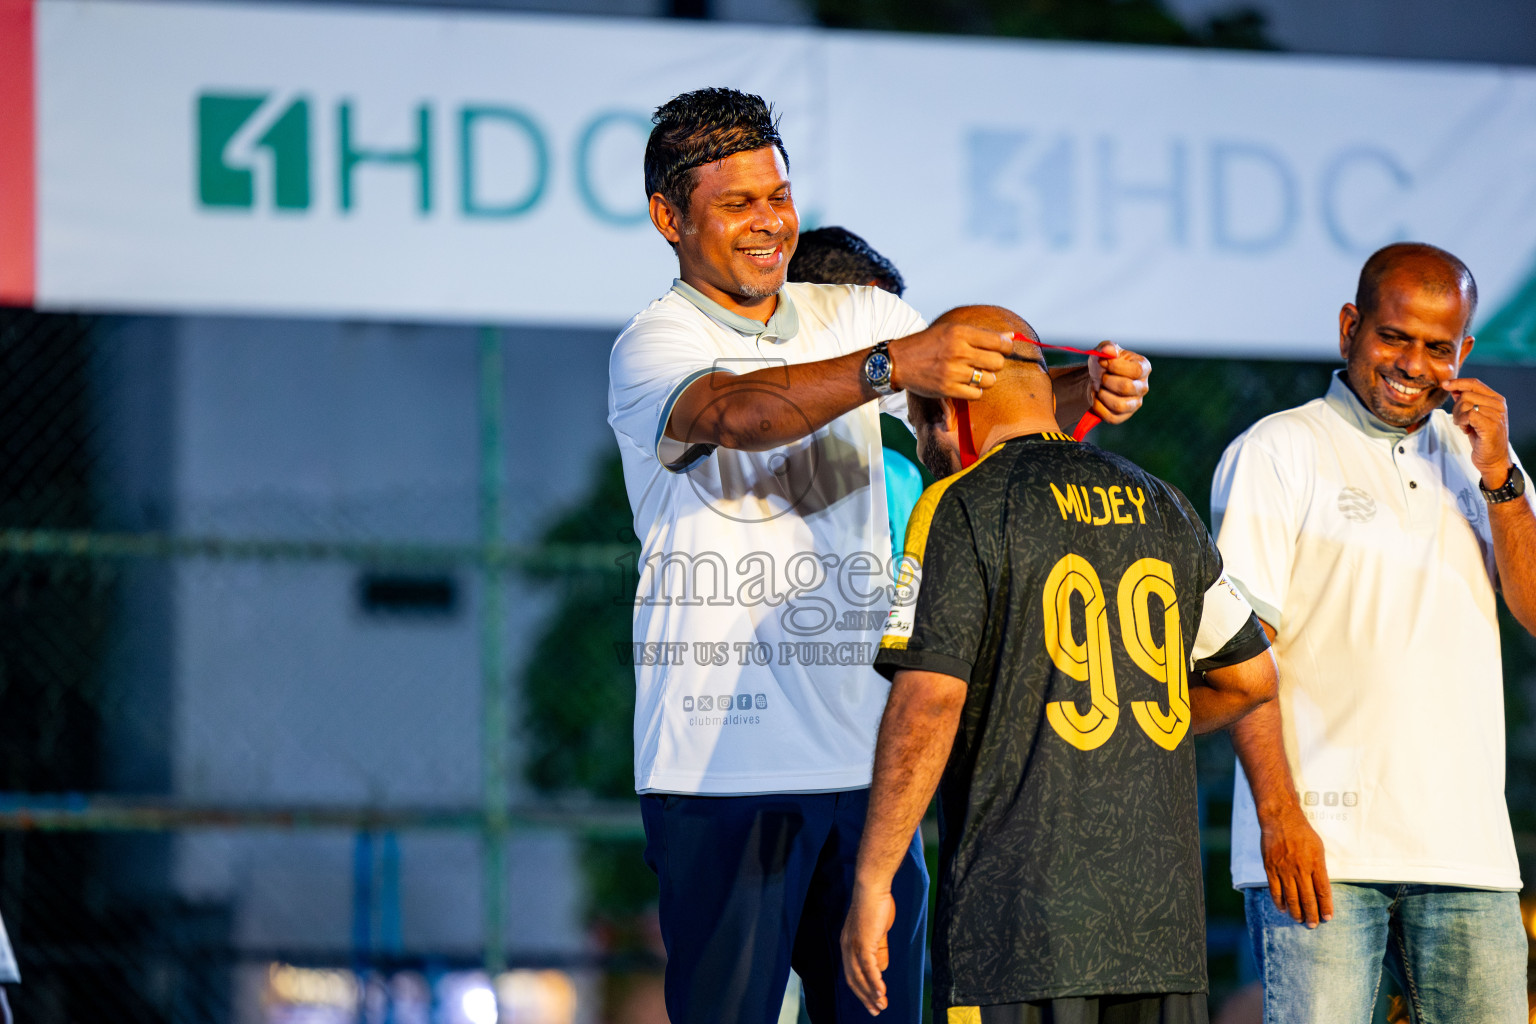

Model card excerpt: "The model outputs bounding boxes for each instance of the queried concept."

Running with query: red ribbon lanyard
[956,398,980,467]
[955,337,1108,467]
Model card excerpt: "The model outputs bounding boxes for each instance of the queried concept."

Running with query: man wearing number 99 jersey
[840,305,1278,1024]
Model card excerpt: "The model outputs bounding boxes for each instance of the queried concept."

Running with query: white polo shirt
[608,280,925,795]
[1213,371,1525,891]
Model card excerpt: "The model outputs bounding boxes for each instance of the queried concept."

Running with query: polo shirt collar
[1324,370,1411,441]
[671,279,799,343]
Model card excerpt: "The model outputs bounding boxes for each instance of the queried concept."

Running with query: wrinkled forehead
[1370,275,1474,338]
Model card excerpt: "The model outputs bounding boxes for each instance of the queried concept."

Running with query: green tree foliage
[522,453,639,801]
[520,454,657,927]
[1089,355,1334,522]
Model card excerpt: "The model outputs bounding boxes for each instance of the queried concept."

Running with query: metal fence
[0,308,650,1024]
[0,306,1533,1024]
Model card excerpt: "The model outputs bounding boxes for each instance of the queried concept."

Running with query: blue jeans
[1244,883,1526,1024]
[642,789,929,1024]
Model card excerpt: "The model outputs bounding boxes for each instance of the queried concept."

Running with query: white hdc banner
[21,0,1536,358]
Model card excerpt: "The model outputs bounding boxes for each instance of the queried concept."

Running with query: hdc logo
[966,128,1414,255]
[195,92,648,221]
[199,94,312,210]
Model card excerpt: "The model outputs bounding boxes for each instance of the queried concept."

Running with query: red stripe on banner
[0,0,35,306]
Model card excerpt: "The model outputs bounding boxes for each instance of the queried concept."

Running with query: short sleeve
[870,288,928,343]
[1194,613,1270,672]
[869,289,927,420]
[1210,433,1299,630]
[608,312,729,473]
[874,488,985,684]
[1190,571,1270,670]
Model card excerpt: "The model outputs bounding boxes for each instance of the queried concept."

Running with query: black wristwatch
[1480,464,1526,504]
[863,341,896,397]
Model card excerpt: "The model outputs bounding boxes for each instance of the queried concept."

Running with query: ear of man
[648,191,690,250]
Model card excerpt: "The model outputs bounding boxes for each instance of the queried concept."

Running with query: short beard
[918,431,962,480]
[1365,396,1425,428]
[738,276,783,299]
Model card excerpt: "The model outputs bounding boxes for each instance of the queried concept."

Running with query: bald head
[933,304,1032,335]
[1357,243,1477,333]
[932,305,1046,371]
[905,304,1065,479]
[933,303,1044,360]
[908,304,1052,432]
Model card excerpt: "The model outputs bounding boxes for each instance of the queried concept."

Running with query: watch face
[1482,464,1525,502]
[867,352,891,382]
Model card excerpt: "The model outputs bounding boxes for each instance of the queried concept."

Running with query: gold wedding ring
[969,368,984,387]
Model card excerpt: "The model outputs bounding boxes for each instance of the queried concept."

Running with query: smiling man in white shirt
[1212,242,1536,1023]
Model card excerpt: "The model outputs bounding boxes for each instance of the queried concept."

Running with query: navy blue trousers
[641,789,929,1024]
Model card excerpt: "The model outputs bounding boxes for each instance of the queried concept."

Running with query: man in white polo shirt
[1212,242,1536,1023]
[607,88,1151,1024]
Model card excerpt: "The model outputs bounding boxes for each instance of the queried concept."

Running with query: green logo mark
[198,93,311,211]
[194,91,646,224]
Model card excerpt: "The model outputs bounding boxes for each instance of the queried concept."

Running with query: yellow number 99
[1043,555,1120,750]
[1041,554,1192,751]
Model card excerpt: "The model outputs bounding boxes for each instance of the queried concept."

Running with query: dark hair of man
[1356,242,1478,330]
[644,88,790,220]
[787,226,907,296]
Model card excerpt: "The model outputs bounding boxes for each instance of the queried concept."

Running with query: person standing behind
[843,305,1276,1022]
[787,226,907,298]
[607,89,1152,1024]
[1213,242,1536,1023]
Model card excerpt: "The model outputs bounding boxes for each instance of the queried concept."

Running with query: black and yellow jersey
[874,433,1268,1008]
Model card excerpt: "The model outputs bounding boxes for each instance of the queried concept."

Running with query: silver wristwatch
[863,341,895,397]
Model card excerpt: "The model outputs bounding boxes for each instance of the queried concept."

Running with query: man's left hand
[1087,341,1151,425]
[1444,378,1513,489]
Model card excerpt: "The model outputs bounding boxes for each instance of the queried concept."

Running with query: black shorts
[938,992,1208,1024]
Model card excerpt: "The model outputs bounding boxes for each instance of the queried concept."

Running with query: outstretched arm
[667,324,1012,451]
[841,669,965,1016]
[1444,378,1536,635]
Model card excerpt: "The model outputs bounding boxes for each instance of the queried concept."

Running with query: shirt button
[1409,481,1418,489]
[1398,447,1405,454]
